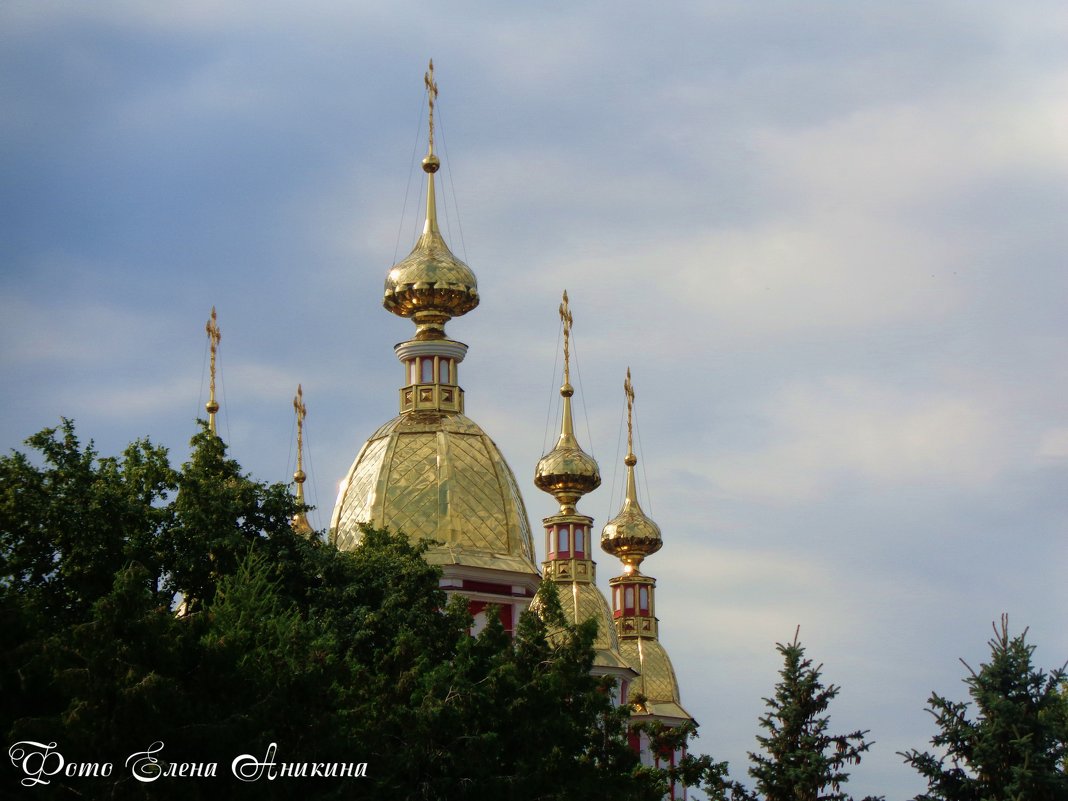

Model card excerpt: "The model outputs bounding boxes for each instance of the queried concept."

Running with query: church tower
[329,62,541,632]
[602,369,694,791]
[533,292,634,691]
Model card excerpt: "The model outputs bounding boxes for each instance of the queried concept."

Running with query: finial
[423,59,439,170]
[535,291,600,514]
[624,367,637,467]
[560,290,573,389]
[292,384,313,536]
[205,306,221,434]
[601,368,661,571]
[383,60,479,338]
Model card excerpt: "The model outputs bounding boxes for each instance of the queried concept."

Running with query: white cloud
[699,377,1003,503]
[1037,426,1068,460]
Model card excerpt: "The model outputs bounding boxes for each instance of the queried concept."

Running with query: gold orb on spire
[601,368,662,571]
[383,59,478,340]
[535,291,601,514]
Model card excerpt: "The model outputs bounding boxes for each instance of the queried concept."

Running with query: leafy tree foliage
[1,420,706,799]
[901,615,1068,801]
[705,629,880,801]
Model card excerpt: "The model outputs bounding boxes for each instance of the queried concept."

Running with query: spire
[204,306,221,435]
[422,58,441,233]
[535,291,601,515]
[383,60,478,340]
[601,368,662,572]
[291,384,313,537]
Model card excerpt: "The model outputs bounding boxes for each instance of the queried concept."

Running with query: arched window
[639,586,649,614]
[420,357,434,384]
[439,358,451,384]
[557,525,570,557]
[624,586,635,614]
[574,526,585,556]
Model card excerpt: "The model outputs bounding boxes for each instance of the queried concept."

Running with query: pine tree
[706,628,880,801]
[901,615,1068,801]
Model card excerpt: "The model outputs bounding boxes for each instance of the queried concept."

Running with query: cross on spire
[205,306,221,434]
[624,367,635,463]
[293,383,307,479]
[291,384,312,536]
[425,58,439,156]
[560,289,573,385]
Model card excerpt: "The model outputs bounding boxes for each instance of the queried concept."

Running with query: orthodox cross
[293,383,308,496]
[205,306,221,434]
[424,59,439,155]
[560,289,573,385]
[624,367,636,463]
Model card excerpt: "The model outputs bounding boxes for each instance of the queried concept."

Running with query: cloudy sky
[2,2,1067,797]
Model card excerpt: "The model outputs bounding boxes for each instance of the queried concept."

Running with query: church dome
[618,638,689,721]
[330,411,538,576]
[383,214,479,334]
[529,581,633,673]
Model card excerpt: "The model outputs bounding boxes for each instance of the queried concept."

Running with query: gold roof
[601,369,662,570]
[619,637,692,722]
[383,60,477,341]
[330,411,538,576]
[530,580,632,673]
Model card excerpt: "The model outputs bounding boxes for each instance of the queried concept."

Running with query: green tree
[2,421,711,799]
[705,628,880,801]
[901,615,1068,801]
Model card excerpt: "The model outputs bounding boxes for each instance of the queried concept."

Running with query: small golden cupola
[533,292,633,688]
[382,59,478,342]
[603,369,692,728]
[534,291,601,512]
[291,384,314,538]
[601,368,662,571]
[331,62,540,632]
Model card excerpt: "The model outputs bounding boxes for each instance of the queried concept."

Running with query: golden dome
[619,637,691,721]
[600,369,662,570]
[530,581,632,673]
[330,411,538,576]
[600,489,662,570]
[382,199,479,339]
[534,381,601,511]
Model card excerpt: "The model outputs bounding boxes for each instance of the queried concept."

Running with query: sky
[2,2,1067,797]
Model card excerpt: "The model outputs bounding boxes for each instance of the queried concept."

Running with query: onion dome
[383,61,477,341]
[618,637,690,722]
[534,291,601,514]
[331,412,538,575]
[601,368,662,571]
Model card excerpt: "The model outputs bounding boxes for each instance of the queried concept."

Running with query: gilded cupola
[331,62,539,592]
[534,291,601,515]
[382,60,478,342]
[600,368,662,572]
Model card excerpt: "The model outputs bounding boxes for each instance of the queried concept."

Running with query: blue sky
[2,3,1067,797]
